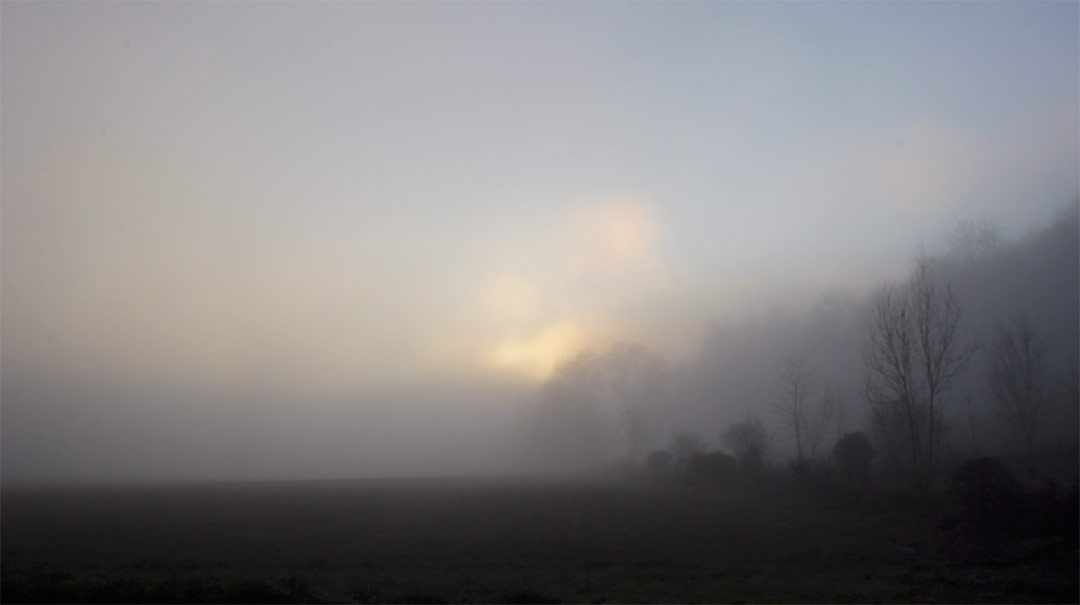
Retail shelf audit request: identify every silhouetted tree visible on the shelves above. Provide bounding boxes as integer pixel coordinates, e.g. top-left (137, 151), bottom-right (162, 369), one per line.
top-left (686, 452), bottom-right (709, 483)
top-left (536, 343), bottom-right (669, 467)
top-left (646, 449), bottom-right (673, 474)
top-left (1053, 373), bottom-right (1079, 451)
top-left (948, 457), bottom-right (1023, 535)
top-left (988, 312), bottom-right (1047, 461)
top-left (721, 418), bottom-right (770, 474)
top-left (705, 450), bottom-right (737, 480)
top-left (958, 392), bottom-right (984, 458)
top-left (768, 349), bottom-right (817, 463)
top-left (670, 431), bottom-right (706, 469)
top-left (602, 342), bottom-right (668, 462)
top-left (537, 351), bottom-right (605, 467)
top-left (832, 432), bottom-right (875, 486)
top-left (686, 450), bottom-right (737, 485)
top-left (865, 252), bottom-right (975, 491)
top-left (769, 349), bottom-right (842, 463)
top-left (806, 386), bottom-right (841, 460)
top-left (945, 218), bottom-right (1003, 267)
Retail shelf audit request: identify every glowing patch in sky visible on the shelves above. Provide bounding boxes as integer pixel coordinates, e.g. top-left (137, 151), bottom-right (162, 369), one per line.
top-left (486, 320), bottom-right (585, 381)
top-left (569, 196), bottom-right (660, 271)
top-left (469, 195), bottom-right (672, 382)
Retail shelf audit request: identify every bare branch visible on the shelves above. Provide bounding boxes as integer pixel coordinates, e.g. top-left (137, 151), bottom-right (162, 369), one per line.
top-left (864, 253), bottom-right (974, 491)
top-left (988, 312), bottom-right (1047, 460)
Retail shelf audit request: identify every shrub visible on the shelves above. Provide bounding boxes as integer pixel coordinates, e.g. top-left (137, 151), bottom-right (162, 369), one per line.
top-left (948, 457), bottom-right (1024, 536)
top-left (1030, 477), bottom-right (1080, 542)
top-left (790, 457), bottom-right (834, 491)
top-left (721, 419), bottom-right (770, 475)
top-left (645, 449), bottom-right (673, 474)
top-left (670, 432), bottom-right (707, 468)
top-left (686, 450), bottom-right (736, 486)
top-left (832, 432), bottom-right (874, 486)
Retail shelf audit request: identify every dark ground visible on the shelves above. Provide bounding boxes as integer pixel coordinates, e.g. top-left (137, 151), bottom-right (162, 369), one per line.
top-left (2, 475), bottom-right (1077, 603)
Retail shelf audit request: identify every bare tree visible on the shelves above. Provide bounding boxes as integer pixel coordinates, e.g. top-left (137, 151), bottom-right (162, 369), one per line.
top-left (988, 312), bottom-right (1047, 461)
top-left (669, 431), bottom-right (707, 468)
top-left (721, 418), bottom-right (770, 473)
top-left (536, 350), bottom-right (605, 467)
top-left (832, 432), bottom-right (875, 486)
top-left (804, 386), bottom-right (841, 461)
top-left (945, 217), bottom-right (1003, 266)
top-left (768, 349), bottom-right (817, 463)
top-left (601, 342), bottom-right (668, 462)
top-left (958, 391), bottom-right (984, 459)
top-left (1053, 374), bottom-right (1079, 450)
top-left (536, 342), bottom-right (668, 466)
top-left (865, 253), bottom-right (975, 491)
top-left (769, 349), bottom-right (840, 462)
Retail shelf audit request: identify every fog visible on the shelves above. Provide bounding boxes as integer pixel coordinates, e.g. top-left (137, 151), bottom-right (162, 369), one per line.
top-left (2, 2), bottom-right (1077, 485)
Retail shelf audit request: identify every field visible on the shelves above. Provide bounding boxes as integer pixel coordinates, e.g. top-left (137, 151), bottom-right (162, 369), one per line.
top-left (2, 475), bottom-right (1077, 603)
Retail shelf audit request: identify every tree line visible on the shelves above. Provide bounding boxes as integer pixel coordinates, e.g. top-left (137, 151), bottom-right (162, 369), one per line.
top-left (527, 202), bottom-right (1079, 493)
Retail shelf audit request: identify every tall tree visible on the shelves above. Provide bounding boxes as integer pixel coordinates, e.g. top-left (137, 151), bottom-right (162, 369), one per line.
top-left (804, 386), bottom-right (841, 461)
top-left (669, 431), bottom-right (707, 468)
top-left (721, 417), bottom-right (770, 474)
top-left (768, 349), bottom-right (818, 463)
top-left (988, 312), bottom-right (1047, 461)
top-left (602, 342), bottom-right (668, 462)
top-left (536, 351), bottom-right (605, 468)
top-left (865, 252), bottom-right (975, 491)
top-left (769, 349), bottom-right (840, 462)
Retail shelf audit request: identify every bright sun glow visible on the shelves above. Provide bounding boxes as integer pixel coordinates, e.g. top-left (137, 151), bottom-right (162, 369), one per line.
top-left (486, 320), bottom-right (585, 381)
top-left (473, 196), bottom-right (666, 382)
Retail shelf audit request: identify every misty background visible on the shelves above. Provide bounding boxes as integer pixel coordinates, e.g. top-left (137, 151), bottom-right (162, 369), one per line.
top-left (2, 2), bottom-right (1077, 484)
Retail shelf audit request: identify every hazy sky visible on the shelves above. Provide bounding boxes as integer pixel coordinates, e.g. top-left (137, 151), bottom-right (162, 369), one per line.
top-left (3, 2), bottom-right (1077, 481)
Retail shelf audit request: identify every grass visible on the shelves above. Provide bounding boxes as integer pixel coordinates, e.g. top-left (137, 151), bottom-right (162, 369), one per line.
top-left (2, 475), bottom-right (1076, 603)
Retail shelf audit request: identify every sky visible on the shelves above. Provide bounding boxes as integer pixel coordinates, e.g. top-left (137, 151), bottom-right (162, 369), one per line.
top-left (2, 2), bottom-right (1078, 482)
